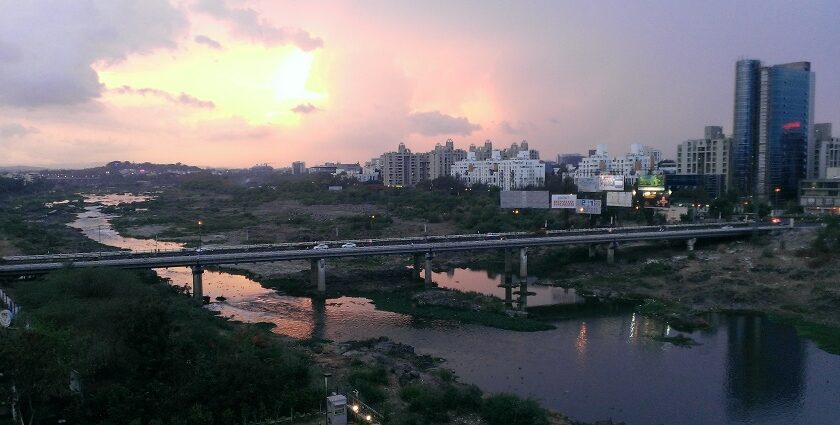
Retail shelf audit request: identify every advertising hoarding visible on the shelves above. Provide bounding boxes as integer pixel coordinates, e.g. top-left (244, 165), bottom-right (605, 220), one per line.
top-left (637, 175), bottom-right (665, 191)
top-left (606, 191), bottom-right (633, 207)
top-left (598, 175), bottom-right (625, 191)
top-left (500, 191), bottom-right (550, 209)
top-left (576, 199), bottom-right (602, 214)
top-left (576, 177), bottom-right (599, 192)
top-left (551, 194), bottom-right (577, 209)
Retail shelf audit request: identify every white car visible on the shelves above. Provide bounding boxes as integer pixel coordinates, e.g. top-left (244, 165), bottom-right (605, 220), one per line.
top-left (341, 242), bottom-right (357, 248)
top-left (313, 244), bottom-right (330, 250)
top-left (721, 225), bottom-right (734, 229)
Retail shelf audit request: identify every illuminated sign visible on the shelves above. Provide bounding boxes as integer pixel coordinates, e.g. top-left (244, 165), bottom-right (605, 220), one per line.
top-left (782, 121), bottom-right (801, 131)
top-left (637, 175), bottom-right (665, 191)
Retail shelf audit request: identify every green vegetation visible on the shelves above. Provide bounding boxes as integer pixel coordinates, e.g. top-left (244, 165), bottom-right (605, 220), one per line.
top-left (365, 290), bottom-right (555, 332)
top-left (398, 380), bottom-right (550, 425)
top-left (348, 360), bottom-right (389, 405)
top-left (0, 268), bottom-right (319, 424)
top-left (814, 216), bottom-right (840, 252)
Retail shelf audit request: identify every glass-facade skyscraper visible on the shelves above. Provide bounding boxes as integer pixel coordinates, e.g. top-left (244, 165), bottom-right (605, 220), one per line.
top-left (731, 59), bottom-right (761, 196)
top-left (731, 60), bottom-right (814, 202)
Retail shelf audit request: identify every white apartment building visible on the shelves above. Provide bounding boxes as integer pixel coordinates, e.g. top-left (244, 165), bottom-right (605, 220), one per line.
top-left (676, 138), bottom-right (731, 175)
top-left (574, 144), bottom-right (661, 177)
top-left (451, 150), bottom-right (545, 190)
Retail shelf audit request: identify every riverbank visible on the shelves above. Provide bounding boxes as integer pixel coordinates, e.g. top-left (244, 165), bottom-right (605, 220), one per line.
top-left (215, 227), bottom-right (840, 354)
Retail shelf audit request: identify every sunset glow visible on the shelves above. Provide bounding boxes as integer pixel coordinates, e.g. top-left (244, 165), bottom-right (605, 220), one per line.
top-left (1, 0), bottom-right (839, 168)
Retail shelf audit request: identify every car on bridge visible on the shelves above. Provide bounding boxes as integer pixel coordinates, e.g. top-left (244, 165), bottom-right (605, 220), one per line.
top-left (341, 242), bottom-right (357, 248)
top-left (313, 244), bottom-right (330, 250)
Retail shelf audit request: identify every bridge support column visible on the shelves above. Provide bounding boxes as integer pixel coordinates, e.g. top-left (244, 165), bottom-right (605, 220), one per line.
top-left (424, 252), bottom-right (434, 288)
top-left (191, 265), bottom-right (204, 299)
top-left (607, 242), bottom-right (616, 264)
top-left (588, 244), bottom-right (596, 259)
top-left (311, 258), bottom-right (326, 293)
top-left (504, 248), bottom-right (512, 274)
top-left (687, 238), bottom-right (697, 251)
top-left (413, 254), bottom-right (422, 279)
top-left (519, 247), bottom-right (528, 278)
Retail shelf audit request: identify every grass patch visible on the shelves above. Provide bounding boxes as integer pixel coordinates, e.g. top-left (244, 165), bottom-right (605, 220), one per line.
top-left (651, 334), bottom-right (701, 347)
top-left (769, 315), bottom-right (840, 355)
top-left (365, 291), bottom-right (555, 332)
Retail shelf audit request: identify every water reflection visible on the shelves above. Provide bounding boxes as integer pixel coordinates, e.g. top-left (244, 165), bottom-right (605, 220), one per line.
top-left (64, 193), bottom-right (840, 425)
top-left (725, 315), bottom-right (807, 422)
top-left (431, 268), bottom-right (584, 307)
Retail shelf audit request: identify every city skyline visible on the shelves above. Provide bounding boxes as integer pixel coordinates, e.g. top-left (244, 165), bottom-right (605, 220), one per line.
top-left (1, 0), bottom-right (840, 168)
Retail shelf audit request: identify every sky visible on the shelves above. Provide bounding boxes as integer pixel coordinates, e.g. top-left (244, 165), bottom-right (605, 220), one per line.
top-left (1, 0), bottom-right (839, 169)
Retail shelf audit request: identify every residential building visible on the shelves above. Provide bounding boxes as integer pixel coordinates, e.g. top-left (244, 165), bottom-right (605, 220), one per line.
top-left (676, 126), bottom-right (731, 177)
top-left (451, 150), bottom-right (545, 190)
top-left (428, 139), bottom-right (467, 179)
top-left (656, 159), bottom-right (677, 175)
top-left (814, 123), bottom-right (840, 179)
top-left (381, 143), bottom-right (429, 187)
top-left (731, 59), bottom-right (815, 201)
top-left (574, 144), bottom-right (661, 178)
top-left (291, 161), bottom-right (306, 175)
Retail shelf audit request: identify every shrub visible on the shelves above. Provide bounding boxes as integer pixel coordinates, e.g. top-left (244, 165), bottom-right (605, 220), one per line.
top-left (481, 393), bottom-right (550, 425)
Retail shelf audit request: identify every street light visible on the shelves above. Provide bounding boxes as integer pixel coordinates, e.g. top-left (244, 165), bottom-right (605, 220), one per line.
top-left (197, 220), bottom-right (203, 252)
top-left (323, 372), bottom-right (332, 425)
top-left (774, 187), bottom-right (781, 209)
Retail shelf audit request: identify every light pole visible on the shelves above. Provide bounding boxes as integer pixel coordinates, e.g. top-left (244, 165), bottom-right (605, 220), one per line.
top-left (323, 372), bottom-right (332, 425)
top-left (774, 187), bottom-right (781, 211)
top-left (197, 220), bottom-right (203, 252)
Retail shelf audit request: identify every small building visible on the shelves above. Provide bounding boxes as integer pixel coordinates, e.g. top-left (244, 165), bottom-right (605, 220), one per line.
top-left (799, 179), bottom-right (840, 215)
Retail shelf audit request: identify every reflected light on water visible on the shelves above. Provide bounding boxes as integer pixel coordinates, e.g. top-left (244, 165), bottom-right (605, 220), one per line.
top-left (576, 322), bottom-right (588, 359)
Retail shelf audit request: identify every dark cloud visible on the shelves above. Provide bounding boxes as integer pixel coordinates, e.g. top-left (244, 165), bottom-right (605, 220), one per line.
top-left (0, 0), bottom-right (187, 107)
top-left (113, 85), bottom-right (215, 109)
top-left (0, 123), bottom-right (39, 138)
top-left (291, 103), bottom-right (319, 114)
top-left (407, 111), bottom-right (480, 136)
top-left (194, 34), bottom-right (223, 50)
top-left (194, 0), bottom-right (322, 51)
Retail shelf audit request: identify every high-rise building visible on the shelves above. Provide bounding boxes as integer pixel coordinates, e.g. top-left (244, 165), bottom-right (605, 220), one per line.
top-left (813, 123), bottom-right (840, 179)
top-left (291, 161), bottom-right (306, 175)
top-left (731, 59), bottom-right (761, 195)
top-left (731, 59), bottom-right (815, 202)
top-left (676, 126), bottom-right (731, 176)
top-left (381, 143), bottom-right (429, 187)
top-left (428, 139), bottom-right (467, 180)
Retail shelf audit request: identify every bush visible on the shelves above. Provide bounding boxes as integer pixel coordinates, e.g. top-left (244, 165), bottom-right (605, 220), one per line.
top-left (481, 393), bottom-right (550, 425)
top-left (814, 217), bottom-right (840, 252)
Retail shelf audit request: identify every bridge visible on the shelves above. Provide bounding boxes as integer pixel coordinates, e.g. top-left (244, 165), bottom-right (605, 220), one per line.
top-left (1, 221), bottom-right (796, 299)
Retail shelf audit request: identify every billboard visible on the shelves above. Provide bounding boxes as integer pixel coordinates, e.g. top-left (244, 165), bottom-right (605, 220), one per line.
top-left (599, 175), bottom-right (625, 191)
top-left (638, 175), bottom-right (665, 191)
top-left (576, 199), bottom-right (602, 214)
top-left (500, 190), bottom-right (550, 209)
top-left (551, 194), bottom-right (577, 209)
top-left (577, 177), bottom-right (599, 192)
top-left (606, 191), bottom-right (633, 207)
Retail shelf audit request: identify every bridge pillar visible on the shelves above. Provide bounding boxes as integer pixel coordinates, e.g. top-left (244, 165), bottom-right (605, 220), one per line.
top-left (424, 252), bottom-right (434, 288)
top-left (606, 242), bottom-right (616, 264)
top-left (687, 238), bottom-right (697, 251)
top-left (191, 265), bottom-right (204, 299)
top-left (504, 248), bottom-right (512, 274)
top-left (311, 258), bottom-right (326, 293)
top-left (588, 244), bottom-right (596, 259)
top-left (519, 247), bottom-right (528, 278)
top-left (413, 254), bottom-right (422, 279)
top-left (518, 276), bottom-right (528, 311)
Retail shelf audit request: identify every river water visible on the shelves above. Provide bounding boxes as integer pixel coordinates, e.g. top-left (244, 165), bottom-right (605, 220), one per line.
top-left (68, 194), bottom-right (840, 425)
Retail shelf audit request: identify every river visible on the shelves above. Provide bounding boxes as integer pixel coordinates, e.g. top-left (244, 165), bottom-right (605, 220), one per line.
top-left (68, 194), bottom-right (840, 425)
